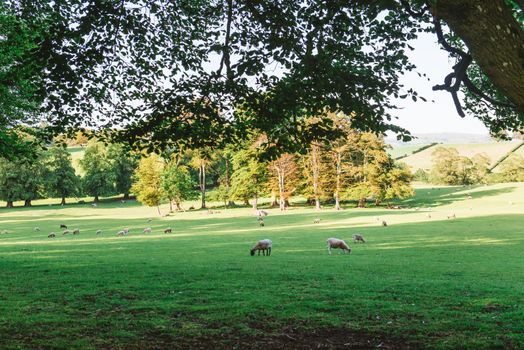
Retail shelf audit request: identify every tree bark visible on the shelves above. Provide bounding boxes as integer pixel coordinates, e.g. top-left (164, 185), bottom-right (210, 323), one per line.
top-left (311, 145), bottom-right (321, 210)
top-left (252, 193), bottom-right (258, 210)
top-left (123, 193), bottom-right (130, 200)
top-left (94, 195), bottom-right (99, 202)
top-left (430, 0), bottom-right (524, 112)
top-left (169, 199), bottom-right (173, 212)
top-left (6, 201), bottom-right (13, 208)
top-left (24, 199), bottom-right (32, 207)
top-left (157, 206), bottom-right (161, 216)
top-left (61, 196), bottom-right (66, 205)
top-left (243, 197), bottom-right (250, 206)
top-left (200, 164), bottom-right (206, 209)
top-left (335, 152), bottom-right (342, 210)
top-left (270, 191), bottom-right (277, 207)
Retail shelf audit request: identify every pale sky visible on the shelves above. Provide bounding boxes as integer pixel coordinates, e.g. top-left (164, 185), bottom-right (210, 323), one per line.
top-left (390, 32), bottom-right (489, 135)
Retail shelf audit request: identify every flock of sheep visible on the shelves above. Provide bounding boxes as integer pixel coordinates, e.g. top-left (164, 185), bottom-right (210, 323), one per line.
top-left (1, 205), bottom-right (464, 257)
top-left (29, 220), bottom-right (175, 239)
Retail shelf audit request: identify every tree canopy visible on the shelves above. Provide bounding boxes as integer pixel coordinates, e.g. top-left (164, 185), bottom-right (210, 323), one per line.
top-left (0, 0), bottom-right (522, 159)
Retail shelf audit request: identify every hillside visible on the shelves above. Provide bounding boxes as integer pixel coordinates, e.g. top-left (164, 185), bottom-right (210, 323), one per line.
top-left (393, 141), bottom-right (521, 171)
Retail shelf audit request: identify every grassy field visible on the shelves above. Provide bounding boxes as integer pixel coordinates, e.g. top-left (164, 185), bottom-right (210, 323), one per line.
top-left (0, 183), bottom-right (523, 349)
top-left (386, 144), bottom-right (430, 159)
top-left (398, 142), bottom-right (520, 171)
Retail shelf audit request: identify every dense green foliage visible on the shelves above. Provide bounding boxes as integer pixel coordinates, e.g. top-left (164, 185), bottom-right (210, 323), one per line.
top-left (43, 147), bottom-right (80, 204)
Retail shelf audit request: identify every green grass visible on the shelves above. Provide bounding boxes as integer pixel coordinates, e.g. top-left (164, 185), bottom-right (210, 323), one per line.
top-left (387, 144), bottom-right (430, 159)
top-left (0, 183), bottom-right (523, 349)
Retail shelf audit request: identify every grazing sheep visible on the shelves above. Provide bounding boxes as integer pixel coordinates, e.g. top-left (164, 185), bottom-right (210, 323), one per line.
top-left (189, 206), bottom-right (195, 210)
top-left (250, 239), bottom-right (272, 256)
top-left (382, 221), bottom-right (388, 227)
top-left (447, 213), bottom-right (456, 219)
top-left (352, 234), bottom-right (365, 243)
top-left (96, 230), bottom-right (102, 235)
top-left (116, 230), bottom-right (126, 236)
top-left (60, 224), bottom-right (67, 229)
top-left (48, 233), bottom-right (56, 238)
top-left (314, 218), bottom-right (321, 224)
top-left (92, 203), bottom-right (97, 207)
top-left (63, 230), bottom-right (71, 235)
top-left (509, 201), bottom-right (514, 205)
top-left (123, 228), bottom-right (130, 234)
top-left (255, 210), bottom-right (268, 217)
top-left (143, 227), bottom-right (152, 234)
top-left (73, 228), bottom-right (80, 235)
top-left (426, 213), bottom-right (432, 219)
top-left (259, 220), bottom-right (265, 227)
top-left (34, 227), bottom-right (40, 232)
top-left (164, 228), bottom-right (172, 234)
top-left (121, 200), bottom-right (126, 203)
top-left (326, 238), bottom-right (351, 255)
top-left (147, 218), bottom-right (153, 223)
top-left (0, 230), bottom-right (8, 234)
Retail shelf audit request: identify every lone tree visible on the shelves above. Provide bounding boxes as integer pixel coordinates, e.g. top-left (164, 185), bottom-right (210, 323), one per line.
top-left (108, 143), bottom-right (138, 200)
top-left (1, 1), bottom-right (521, 159)
top-left (44, 146), bottom-right (80, 205)
top-left (131, 155), bottom-right (165, 215)
top-left (79, 143), bottom-right (114, 202)
top-left (161, 162), bottom-right (197, 211)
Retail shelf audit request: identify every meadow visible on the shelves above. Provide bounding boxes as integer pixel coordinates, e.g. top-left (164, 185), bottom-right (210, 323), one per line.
top-left (0, 183), bottom-right (523, 349)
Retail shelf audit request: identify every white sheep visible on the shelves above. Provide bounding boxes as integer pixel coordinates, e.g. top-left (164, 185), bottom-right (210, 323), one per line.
top-left (62, 229), bottom-right (71, 235)
top-left (314, 218), bottom-right (321, 224)
top-left (143, 227), bottom-right (152, 234)
top-left (352, 234), bottom-right (365, 243)
top-left (34, 227), bottom-right (40, 232)
top-left (326, 238), bottom-right (351, 255)
top-left (250, 239), bottom-right (272, 256)
top-left (447, 213), bottom-right (456, 219)
top-left (426, 213), bottom-right (432, 219)
top-left (96, 230), bottom-right (102, 235)
top-left (73, 228), bottom-right (80, 235)
top-left (255, 210), bottom-right (268, 217)
top-left (382, 221), bottom-right (388, 227)
top-left (0, 230), bottom-right (8, 234)
top-left (116, 230), bottom-right (126, 236)
top-left (123, 228), bottom-right (130, 234)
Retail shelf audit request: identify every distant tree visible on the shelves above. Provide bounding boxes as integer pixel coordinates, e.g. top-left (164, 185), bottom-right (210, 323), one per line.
top-left (108, 143), bottom-right (138, 200)
top-left (230, 143), bottom-right (269, 210)
top-left (269, 154), bottom-right (299, 210)
top-left (413, 168), bottom-right (429, 182)
top-left (300, 143), bottom-right (332, 210)
top-left (79, 143), bottom-right (114, 202)
top-left (0, 154), bottom-right (45, 207)
top-left (131, 155), bottom-right (164, 215)
top-left (161, 162), bottom-right (197, 211)
top-left (189, 148), bottom-right (214, 209)
top-left (0, 159), bottom-right (21, 207)
top-left (430, 147), bottom-right (490, 185)
top-left (499, 154), bottom-right (524, 182)
top-left (44, 147), bottom-right (80, 205)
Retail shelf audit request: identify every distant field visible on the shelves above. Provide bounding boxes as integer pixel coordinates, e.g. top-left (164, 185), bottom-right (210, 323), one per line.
top-left (398, 142), bottom-right (520, 171)
top-left (0, 183), bottom-right (523, 349)
top-left (387, 144), bottom-right (430, 159)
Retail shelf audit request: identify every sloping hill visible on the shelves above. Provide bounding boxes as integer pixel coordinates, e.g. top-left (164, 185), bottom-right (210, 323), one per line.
top-left (397, 141), bottom-right (520, 171)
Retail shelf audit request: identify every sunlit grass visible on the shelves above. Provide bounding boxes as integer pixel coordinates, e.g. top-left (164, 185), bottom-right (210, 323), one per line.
top-left (0, 183), bottom-right (523, 349)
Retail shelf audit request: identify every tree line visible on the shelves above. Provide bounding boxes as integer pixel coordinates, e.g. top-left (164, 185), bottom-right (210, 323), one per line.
top-left (0, 121), bottom-right (415, 210)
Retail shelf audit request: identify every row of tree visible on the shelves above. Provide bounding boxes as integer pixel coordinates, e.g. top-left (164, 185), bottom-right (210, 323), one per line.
top-left (0, 144), bottom-right (136, 207)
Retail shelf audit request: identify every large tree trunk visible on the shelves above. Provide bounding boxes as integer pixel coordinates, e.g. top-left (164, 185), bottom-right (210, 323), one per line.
top-left (6, 201), bottom-right (13, 208)
top-left (200, 164), bottom-right (206, 209)
top-left (270, 191), bottom-right (277, 207)
top-left (311, 145), bottom-right (321, 210)
top-left (224, 157), bottom-right (235, 206)
top-left (277, 167), bottom-right (286, 211)
top-left (252, 193), bottom-right (258, 210)
top-left (61, 196), bottom-right (66, 205)
top-left (123, 193), bottom-right (130, 200)
top-left (24, 199), bottom-right (32, 207)
top-left (169, 199), bottom-right (173, 212)
top-left (430, 0), bottom-right (524, 112)
top-left (335, 153), bottom-right (342, 210)
top-left (357, 198), bottom-right (366, 208)
top-left (243, 197), bottom-right (250, 206)
top-left (94, 195), bottom-right (99, 202)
